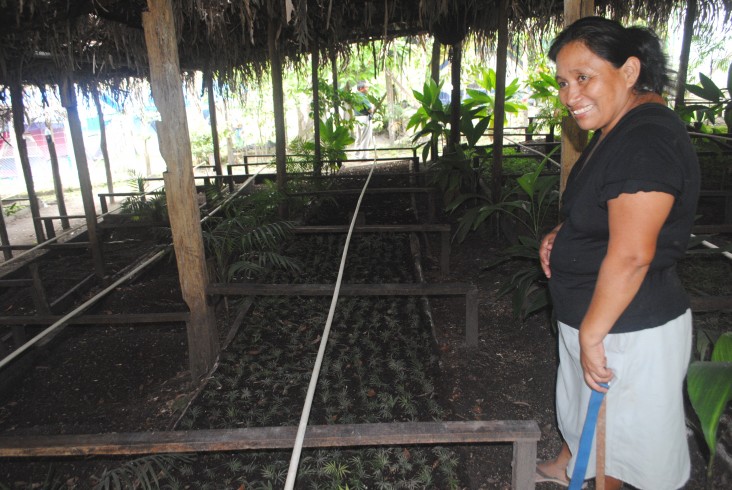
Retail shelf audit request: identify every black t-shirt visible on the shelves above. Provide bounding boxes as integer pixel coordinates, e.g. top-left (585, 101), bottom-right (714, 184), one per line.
top-left (548, 104), bottom-right (700, 333)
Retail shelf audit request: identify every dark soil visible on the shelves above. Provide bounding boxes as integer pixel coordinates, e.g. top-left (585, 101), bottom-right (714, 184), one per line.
top-left (0, 161), bottom-right (729, 489)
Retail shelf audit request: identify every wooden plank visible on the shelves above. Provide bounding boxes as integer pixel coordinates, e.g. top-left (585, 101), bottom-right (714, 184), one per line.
top-left (512, 440), bottom-right (538, 490)
top-left (0, 312), bottom-right (189, 326)
top-left (0, 420), bottom-right (540, 457)
top-left (292, 224), bottom-right (449, 233)
top-left (208, 282), bottom-right (474, 296)
top-left (691, 296), bottom-right (732, 312)
top-left (288, 187), bottom-right (435, 196)
top-left (693, 224), bottom-right (732, 234)
top-left (0, 279), bottom-right (33, 288)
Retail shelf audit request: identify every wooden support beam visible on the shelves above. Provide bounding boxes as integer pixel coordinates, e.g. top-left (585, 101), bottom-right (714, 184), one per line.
top-left (268, 17), bottom-right (288, 218)
top-left (204, 70), bottom-right (223, 178)
top-left (0, 312), bottom-right (189, 326)
top-left (559, 0), bottom-right (593, 194)
top-left (45, 133), bottom-right (70, 229)
top-left (311, 43), bottom-right (322, 176)
top-left (143, 0), bottom-right (219, 382)
top-left (209, 282), bottom-right (480, 347)
top-left (92, 86), bottom-right (114, 202)
top-left (0, 420), bottom-right (540, 490)
top-left (9, 83), bottom-right (45, 244)
top-left (674, 0), bottom-right (697, 110)
top-left (448, 41), bottom-right (462, 150)
top-left (0, 204), bottom-right (11, 260)
top-left (492, 0), bottom-right (509, 204)
top-left (59, 78), bottom-right (105, 278)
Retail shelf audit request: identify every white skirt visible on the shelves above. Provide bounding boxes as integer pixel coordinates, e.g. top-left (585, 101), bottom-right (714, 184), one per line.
top-left (557, 310), bottom-right (692, 490)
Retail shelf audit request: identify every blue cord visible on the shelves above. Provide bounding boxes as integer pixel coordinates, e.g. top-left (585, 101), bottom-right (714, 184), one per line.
top-left (569, 382), bottom-right (609, 490)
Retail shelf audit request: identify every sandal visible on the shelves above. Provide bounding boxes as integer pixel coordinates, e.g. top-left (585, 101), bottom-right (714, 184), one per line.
top-left (535, 462), bottom-right (570, 487)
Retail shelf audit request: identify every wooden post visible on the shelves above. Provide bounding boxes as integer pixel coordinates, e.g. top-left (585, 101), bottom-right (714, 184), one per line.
top-left (560, 0), bottom-right (593, 194)
top-left (46, 133), bottom-right (69, 229)
top-left (0, 202), bottom-right (11, 260)
top-left (331, 52), bottom-right (340, 124)
top-left (59, 78), bottom-right (106, 278)
top-left (311, 44), bottom-right (322, 176)
top-left (143, 0), bottom-right (219, 382)
top-left (205, 70), bottom-right (223, 178)
top-left (269, 17), bottom-right (288, 218)
top-left (9, 82), bottom-right (45, 243)
top-left (492, 0), bottom-right (509, 205)
top-left (674, 0), bottom-right (697, 110)
top-left (448, 42), bottom-right (462, 150)
top-left (92, 86), bottom-right (114, 202)
top-left (429, 39), bottom-right (441, 161)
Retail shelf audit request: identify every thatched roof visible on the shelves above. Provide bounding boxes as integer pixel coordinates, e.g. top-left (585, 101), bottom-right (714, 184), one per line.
top-left (0, 0), bottom-right (730, 93)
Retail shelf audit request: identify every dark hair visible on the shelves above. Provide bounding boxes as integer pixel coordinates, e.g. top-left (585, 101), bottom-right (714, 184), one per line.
top-left (548, 16), bottom-right (670, 95)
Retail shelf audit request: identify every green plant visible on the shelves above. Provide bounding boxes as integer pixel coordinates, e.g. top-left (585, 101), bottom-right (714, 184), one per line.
top-left (2, 202), bottom-right (23, 217)
top-left (680, 63), bottom-right (732, 131)
top-left (448, 152), bottom-right (559, 318)
top-left (190, 131), bottom-right (214, 166)
top-left (525, 64), bottom-right (566, 132)
top-left (407, 78), bottom-right (450, 162)
top-left (203, 195), bottom-right (302, 282)
top-left (463, 66), bottom-right (527, 124)
top-left (320, 115), bottom-right (355, 168)
top-left (119, 173), bottom-right (168, 223)
top-left (93, 454), bottom-right (193, 490)
top-left (687, 331), bottom-right (732, 485)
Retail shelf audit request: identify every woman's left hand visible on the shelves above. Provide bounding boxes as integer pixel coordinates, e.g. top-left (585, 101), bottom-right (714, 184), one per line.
top-left (579, 336), bottom-right (613, 392)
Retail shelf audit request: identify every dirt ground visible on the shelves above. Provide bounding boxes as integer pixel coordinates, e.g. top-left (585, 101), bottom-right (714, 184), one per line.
top-left (0, 163), bottom-right (729, 489)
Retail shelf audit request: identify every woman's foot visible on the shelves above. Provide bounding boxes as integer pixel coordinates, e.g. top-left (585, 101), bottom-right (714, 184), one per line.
top-left (536, 459), bottom-right (570, 487)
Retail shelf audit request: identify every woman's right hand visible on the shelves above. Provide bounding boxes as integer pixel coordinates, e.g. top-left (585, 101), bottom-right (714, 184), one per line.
top-left (539, 223), bottom-right (563, 279)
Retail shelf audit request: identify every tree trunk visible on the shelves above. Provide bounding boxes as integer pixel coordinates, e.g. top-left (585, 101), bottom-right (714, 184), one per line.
top-left (142, 0), bottom-right (219, 382)
top-left (331, 52), bottom-right (340, 124)
top-left (45, 133), bottom-right (69, 229)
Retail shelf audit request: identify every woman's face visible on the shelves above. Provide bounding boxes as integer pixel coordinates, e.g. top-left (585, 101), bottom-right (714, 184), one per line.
top-left (555, 41), bottom-right (638, 135)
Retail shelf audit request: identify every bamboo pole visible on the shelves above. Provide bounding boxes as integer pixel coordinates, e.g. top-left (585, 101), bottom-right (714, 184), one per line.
top-left (59, 78), bottom-right (105, 278)
top-left (142, 0), bottom-right (219, 382)
top-left (9, 82), bottom-right (45, 243)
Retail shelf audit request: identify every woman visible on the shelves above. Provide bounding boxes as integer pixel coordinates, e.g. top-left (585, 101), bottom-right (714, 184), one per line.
top-left (537, 17), bottom-right (700, 489)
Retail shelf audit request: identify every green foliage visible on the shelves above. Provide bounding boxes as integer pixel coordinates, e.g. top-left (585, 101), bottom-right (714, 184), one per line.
top-left (463, 66), bottom-right (527, 122)
top-left (407, 78), bottom-right (450, 162)
top-left (2, 201), bottom-right (23, 217)
top-left (320, 116), bottom-right (355, 166)
top-left (680, 63), bottom-right (732, 131)
top-left (525, 65), bottom-right (566, 132)
top-left (92, 454), bottom-right (193, 490)
top-left (203, 193), bottom-right (301, 282)
top-left (190, 131), bottom-right (214, 166)
top-left (687, 332), bottom-right (732, 482)
top-left (119, 173), bottom-right (168, 223)
top-left (447, 151), bottom-right (559, 319)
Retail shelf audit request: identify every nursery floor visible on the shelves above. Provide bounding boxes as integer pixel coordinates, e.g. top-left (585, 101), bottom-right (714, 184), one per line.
top-left (0, 161), bottom-right (728, 489)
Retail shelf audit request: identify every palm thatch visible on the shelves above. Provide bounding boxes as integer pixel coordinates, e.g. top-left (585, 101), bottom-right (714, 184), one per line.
top-left (0, 0), bottom-right (729, 95)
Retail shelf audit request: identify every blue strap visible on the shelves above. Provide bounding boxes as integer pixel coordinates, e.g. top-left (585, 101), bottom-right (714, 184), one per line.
top-left (569, 383), bottom-right (609, 490)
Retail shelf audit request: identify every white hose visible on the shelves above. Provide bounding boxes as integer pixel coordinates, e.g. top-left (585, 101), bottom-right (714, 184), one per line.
top-left (284, 148), bottom-right (378, 489)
